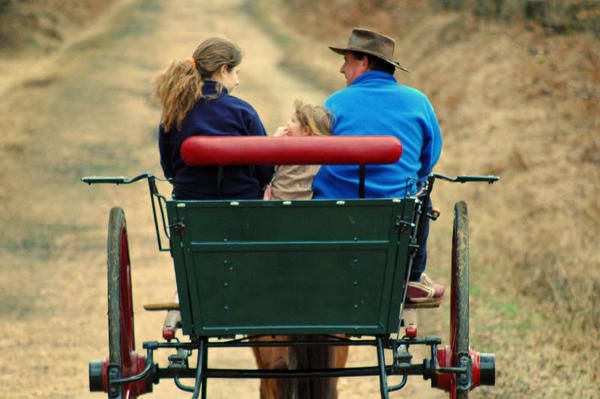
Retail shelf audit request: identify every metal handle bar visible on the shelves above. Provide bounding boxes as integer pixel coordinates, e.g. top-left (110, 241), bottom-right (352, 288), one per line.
top-left (81, 173), bottom-right (155, 185)
top-left (432, 174), bottom-right (500, 184)
top-left (406, 172), bottom-right (501, 288)
top-left (80, 172), bottom-right (171, 252)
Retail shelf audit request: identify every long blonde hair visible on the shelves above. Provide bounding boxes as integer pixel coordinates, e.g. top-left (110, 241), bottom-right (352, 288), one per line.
top-left (155, 37), bottom-right (242, 132)
top-left (293, 100), bottom-right (332, 136)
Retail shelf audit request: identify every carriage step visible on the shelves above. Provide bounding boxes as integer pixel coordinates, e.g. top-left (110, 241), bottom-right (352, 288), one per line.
top-left (143, 302), bottom-right (180, 311)
top-left (405, 300), bottom-right (441, 309)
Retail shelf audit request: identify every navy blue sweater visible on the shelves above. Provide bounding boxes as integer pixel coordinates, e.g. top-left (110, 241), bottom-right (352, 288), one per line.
top-left (158, 81), bottom-right (274, 199)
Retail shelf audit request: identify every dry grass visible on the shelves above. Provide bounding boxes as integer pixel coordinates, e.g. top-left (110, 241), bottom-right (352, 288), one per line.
top-left (0, 0), bottom-right (116, 53)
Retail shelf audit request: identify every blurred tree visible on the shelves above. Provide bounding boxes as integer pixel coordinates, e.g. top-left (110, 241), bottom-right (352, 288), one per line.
top-left (443, 0), bottom-right (462, 10)
top-left (473, 0), bottom-right (504, 17)
top-left (525, 0), bottom-right (546, 21)
top-left (0, 0), bottom-right (12, 14)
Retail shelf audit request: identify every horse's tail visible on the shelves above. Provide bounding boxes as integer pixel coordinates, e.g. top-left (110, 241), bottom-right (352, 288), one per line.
top-left (286, 335), bottom-right (341, 399)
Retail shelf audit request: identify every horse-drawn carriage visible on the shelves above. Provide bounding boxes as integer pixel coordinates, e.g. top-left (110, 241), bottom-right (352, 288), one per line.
top-left (84, 136), bottom-right (497, 398)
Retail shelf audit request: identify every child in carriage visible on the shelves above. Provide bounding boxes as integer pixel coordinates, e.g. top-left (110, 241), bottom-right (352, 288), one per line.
top-left (263, 100), bottom-right (332, 200)
top-left (256, 100), bottom-right (350, 399)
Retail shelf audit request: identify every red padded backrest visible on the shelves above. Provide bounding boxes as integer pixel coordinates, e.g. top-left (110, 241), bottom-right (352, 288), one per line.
top-left (181, 136), bottom-right (402, 166)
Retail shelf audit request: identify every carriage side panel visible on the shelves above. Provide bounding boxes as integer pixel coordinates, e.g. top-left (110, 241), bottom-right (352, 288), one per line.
top-left (386, 201), bottom-right (417, 330)
top-left (166, 201), bottom-right (197, 336)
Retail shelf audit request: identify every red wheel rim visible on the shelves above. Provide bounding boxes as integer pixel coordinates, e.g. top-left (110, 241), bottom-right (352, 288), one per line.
top-left (119, 226), bottom-right (136, 398)
top-left (120, 227), bottom-right (135, 368)
top-left (105, 209), bottom-right (149, 398)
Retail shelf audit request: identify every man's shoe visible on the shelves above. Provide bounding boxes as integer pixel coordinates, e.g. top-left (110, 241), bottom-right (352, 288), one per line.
top-left (407, 273), bottom-right (445, 306)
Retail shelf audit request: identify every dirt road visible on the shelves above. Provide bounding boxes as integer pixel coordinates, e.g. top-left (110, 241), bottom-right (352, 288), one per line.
top-left (0, 0), bottom-right (447, 397)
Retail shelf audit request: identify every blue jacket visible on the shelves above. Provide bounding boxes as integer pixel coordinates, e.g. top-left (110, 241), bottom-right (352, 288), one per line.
top-left (313, 71), bottom-right (442, 198)
top-left (158, 81), bottom-right (274, 199)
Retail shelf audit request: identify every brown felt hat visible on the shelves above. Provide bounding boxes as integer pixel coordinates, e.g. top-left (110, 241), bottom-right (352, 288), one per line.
top-left (329, 28), bottom-right (408, 72)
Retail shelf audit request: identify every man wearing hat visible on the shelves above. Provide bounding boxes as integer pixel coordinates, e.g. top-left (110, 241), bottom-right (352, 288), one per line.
top-left (312, 28), bottom-right (444, 305)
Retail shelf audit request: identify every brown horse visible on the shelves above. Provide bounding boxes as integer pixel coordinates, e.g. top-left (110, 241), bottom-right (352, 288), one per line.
top-left (252, 335), bottom-right (349, 399)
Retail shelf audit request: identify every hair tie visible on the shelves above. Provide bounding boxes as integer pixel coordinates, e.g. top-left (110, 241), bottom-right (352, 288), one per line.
top-left (186, 58), bottom-right (196, 68)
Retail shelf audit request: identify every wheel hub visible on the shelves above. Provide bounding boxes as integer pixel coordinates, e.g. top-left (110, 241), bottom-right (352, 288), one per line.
top-left (433, 346), bottom-right (495, 393)
top-left (89, 353), bottom-right (151, 397)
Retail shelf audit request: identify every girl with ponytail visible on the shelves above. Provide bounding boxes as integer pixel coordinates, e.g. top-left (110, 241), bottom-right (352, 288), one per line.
top-left (156, 37), bottom-right (273, 199)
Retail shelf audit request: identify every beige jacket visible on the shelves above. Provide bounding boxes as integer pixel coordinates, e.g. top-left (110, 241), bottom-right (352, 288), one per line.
top-left (270, 164), bottom-right (321, 200)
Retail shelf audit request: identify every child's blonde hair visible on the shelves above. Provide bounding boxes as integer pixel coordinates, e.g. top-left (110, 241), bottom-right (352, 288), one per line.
top-left (293, 100), bottom-right (332, 136)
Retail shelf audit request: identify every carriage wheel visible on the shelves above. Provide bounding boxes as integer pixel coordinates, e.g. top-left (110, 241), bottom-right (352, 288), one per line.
top-left (107, 207), bottom-right (137, 398)
top-left (435, 202), bottom-right (495, 396)
top-left (450, 201), bottom-right (470, 399)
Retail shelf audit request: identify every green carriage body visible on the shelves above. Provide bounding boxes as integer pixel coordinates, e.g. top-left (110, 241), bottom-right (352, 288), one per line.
top-left (166, 198), bottom-right (417, 338)
top-left (84, 170), bottom-right (499, 398)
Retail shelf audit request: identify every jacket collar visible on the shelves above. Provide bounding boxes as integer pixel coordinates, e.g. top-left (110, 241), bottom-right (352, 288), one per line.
top-left (202, 80), bottom-right (228, 97)
top-left (352, 70), bottom-right (397, 86)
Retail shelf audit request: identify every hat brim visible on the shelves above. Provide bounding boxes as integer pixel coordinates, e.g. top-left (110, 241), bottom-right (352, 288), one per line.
top-left (329, 46), bottom-right (409, 72)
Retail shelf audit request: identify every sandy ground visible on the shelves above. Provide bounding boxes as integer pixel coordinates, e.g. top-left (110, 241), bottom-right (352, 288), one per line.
top-left (0, 0), bottom-right (450, 398)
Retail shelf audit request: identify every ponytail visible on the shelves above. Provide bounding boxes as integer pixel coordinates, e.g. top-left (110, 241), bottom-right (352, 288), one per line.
top-left (155, 60), bottom-right (202, 132)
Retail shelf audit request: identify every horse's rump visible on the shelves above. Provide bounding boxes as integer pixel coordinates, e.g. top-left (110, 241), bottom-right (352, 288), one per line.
top-left (252, 335), bottom-right (349, 399)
